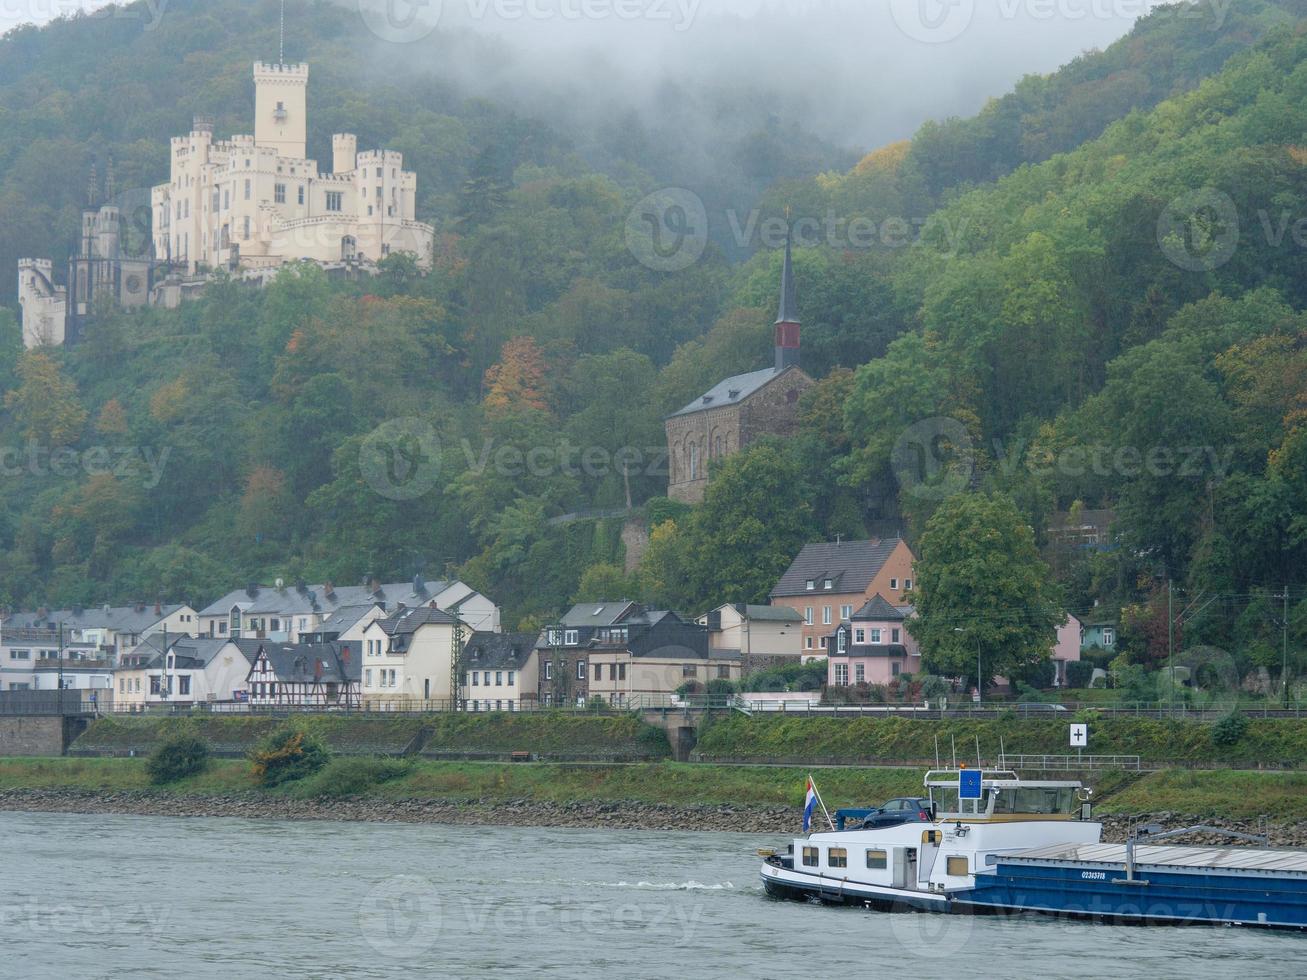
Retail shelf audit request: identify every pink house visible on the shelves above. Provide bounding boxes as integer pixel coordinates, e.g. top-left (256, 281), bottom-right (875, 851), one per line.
top-left (825, 594), bottom-right (920, 687)
top-left (1052, 613), bottom-right (1082, 687)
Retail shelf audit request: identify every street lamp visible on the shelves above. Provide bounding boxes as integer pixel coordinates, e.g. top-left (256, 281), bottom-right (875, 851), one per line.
top-left (954, 627), bottom-right (982, 704)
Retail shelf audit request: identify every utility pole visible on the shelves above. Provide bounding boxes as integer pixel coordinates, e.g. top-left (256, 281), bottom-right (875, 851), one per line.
top-left (1283, 586), bottom-right (1291, 705)
top-left (57, 621), bottom-right (65, 715)
top-left (1167, 578), bottom-right (1174, 710)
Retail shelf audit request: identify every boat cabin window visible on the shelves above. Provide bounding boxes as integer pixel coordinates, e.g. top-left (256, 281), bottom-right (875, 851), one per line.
top-left (946, 856), bottom-right (969, 877)
top-left (828, 848), bottom-right (848, 869)
top-left (991, 786), bottom-right (1076, 816)
top-left (865, 849), bottom-right (888, 870)
top-left (802, 847), bottom-right (819, 868)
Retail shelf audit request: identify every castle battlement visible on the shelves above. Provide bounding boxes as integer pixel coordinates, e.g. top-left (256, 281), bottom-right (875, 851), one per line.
top-left (253, 61), bottom-right (309, 79)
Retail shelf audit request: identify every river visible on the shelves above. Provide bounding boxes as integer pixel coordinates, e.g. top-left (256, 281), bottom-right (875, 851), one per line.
top-left (3, 810), bottom-right (1305, 978)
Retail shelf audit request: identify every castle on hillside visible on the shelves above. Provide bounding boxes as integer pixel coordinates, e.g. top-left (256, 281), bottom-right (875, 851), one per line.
top-left (18, 60), bottom-right (435, 349)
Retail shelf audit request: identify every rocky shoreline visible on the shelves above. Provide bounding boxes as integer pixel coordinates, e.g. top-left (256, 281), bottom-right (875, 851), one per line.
top-left (1, 788), bottom-right (1305, 844)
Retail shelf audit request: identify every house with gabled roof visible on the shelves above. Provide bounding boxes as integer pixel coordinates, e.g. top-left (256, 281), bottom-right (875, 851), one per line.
top-left (117, 635), bottom-right (262, 707)
top-left (769, 537), bottom-right (917, 655)
top-left (197, 576), bottom-right (499, 642)
top-left (536, 602), bottom-right (741, 707)
top-left (664, 232), bottom-right (814, 503)
top-left (246, 640), bottom-right (360, 709)
top-left (824, 594), bottom-right (921, 688)
top-left (698, 603), bottom-right (803, 672)
top-left (359, 604), bottom-right (467, 708)
top-left (459, 632), bottom-right (538, 711)
top-left (4, 602), bottom-right (198, 657)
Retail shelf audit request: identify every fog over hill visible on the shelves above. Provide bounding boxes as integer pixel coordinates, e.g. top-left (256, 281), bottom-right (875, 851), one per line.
top-left (354, 0), bottom-right (1145, 149)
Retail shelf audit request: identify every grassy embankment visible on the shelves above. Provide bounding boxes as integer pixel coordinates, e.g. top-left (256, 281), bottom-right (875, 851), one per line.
top-left (72, 713), bottom-right (670, 761)
top-left (3, 757), bottom-right (1307, 820)
top-left (692, 714), bottom-right (1307, 768)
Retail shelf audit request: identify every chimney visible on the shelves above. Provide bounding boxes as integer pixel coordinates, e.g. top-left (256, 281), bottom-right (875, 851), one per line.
top-left (323, 581), bottom-right (335, 598)
top-left (774, 225), bottom-right (800, 372)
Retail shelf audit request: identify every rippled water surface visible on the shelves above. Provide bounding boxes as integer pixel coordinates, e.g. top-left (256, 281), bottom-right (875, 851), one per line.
top-left (4, 810), bottom-right (1306, 978)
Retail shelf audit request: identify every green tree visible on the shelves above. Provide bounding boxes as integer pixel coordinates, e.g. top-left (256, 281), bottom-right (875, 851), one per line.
top-left (909, 492), bottom-right (1061, 693)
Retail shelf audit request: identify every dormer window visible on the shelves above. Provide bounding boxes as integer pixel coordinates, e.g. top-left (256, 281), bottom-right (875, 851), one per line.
top-left (823, 579), bottom-right (833, 590)
top-left (564, 630), bottom-right (579, 646)
top-left (805, 580), bottom-right (815, 591)
top-left (837, 630), bottom-right (846, 654)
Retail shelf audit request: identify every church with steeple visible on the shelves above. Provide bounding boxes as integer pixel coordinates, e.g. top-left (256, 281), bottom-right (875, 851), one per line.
top-left (664, 232), bottom-right (815, 503)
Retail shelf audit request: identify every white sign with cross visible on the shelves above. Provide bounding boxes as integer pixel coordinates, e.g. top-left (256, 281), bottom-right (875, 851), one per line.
top-left (1070, 724), bottom-right (1088, 748)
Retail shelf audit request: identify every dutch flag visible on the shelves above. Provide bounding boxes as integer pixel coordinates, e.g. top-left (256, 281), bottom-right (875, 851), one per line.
top-left (802, 777), bottom-right (819, 832)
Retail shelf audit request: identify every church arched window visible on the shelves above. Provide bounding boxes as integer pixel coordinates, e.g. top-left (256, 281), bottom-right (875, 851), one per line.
top-left (689, 442), bottom-right (698, 481)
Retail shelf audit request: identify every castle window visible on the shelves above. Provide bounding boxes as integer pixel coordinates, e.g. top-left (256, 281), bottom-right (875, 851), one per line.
top-left (274, 183), bottom-right (286, 204)
top-left (688, 443), bottom-right (698, 481)
top-left (298, 186), bottom-right (304, 205)
top-left (244, 179), bottom-right (251, 200)
top-left (243, 217), bottom-right (250, 240)
top-left (326, 192), bottom-right (343, 212)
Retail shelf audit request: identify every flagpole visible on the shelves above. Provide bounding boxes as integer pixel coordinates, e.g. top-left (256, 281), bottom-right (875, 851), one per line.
top-left (809, 772), bottom-right (836, 831)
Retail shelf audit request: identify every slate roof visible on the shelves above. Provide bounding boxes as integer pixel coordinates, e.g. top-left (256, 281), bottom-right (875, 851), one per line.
top-left (253, 641), bottom-right (360, 683)
top-left (372, 605), bottom-right (461, 636)
top-left (733, 604), bottom-right (803, 623)
top-left (851, 594), bottom-right (906, 622)
top-left (668, 366), bottom-right (784, 419)
top-left (460, 632), bottom-right (536, 672)
top-left (199, 579), bottom-right (457, 618)
top-left (319, 603), bottom-right (381, 635)
top-left (5, 604), bottom-right (189, 634)
top-left (770, 538), bottom-right (906, 598)
top-left (557, 601), bottom-right (639, 628)
top-left (128, 635), bottom-right (262, 671)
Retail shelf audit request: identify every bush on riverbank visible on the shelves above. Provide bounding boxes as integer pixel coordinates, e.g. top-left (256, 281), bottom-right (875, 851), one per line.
top-left (293, 756), bottom-right (411, 798)
top-left (146, 734), bottom-right (210, 785)
top-left (249, 727), bottom-right (331, 787)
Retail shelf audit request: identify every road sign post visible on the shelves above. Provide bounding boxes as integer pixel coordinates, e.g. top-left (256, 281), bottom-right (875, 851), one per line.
top-left (1071, 723), bottom-right (1088, 765)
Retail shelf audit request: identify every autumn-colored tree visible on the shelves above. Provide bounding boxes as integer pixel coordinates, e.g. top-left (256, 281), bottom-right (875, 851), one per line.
top-left (482, 336), bottom-right (552, 417)
top-left (4, 351), bottom-right (87, 446)
top-left (853, 139), bottom-right (911, 176)
top-left (149, 378), bottom-right (190, 424)
top-left (95, 399), bottom-right (129, 436)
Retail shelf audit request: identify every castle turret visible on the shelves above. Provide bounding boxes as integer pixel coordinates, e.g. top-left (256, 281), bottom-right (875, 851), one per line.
top-left (774, 228), bottom-right (800, 372)
top-left (253, 61), bottom-right (308, 159)
top-left (332, 133), bottom-right (357, 174)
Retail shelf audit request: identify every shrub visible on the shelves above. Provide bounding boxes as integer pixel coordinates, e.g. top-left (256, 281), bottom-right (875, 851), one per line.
top-left (248, 726), bottom-right (331, 787)
top-left (1211, 711), bottom-right (1250, 747)
top-left (705, 678), bottom-right (736, 698)
top-left (297, 756), bottom-right (410, 798)
top-left (1066, 661), bottom-right (1096, 689)
top-left (146, 734), bottom-right (210, 785)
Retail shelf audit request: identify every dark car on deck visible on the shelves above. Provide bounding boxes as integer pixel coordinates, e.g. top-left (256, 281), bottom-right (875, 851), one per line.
top-left (859, 797), bottom-right (934, 828)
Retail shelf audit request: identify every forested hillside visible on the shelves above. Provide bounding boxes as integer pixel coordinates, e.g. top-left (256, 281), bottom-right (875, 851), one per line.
top-left (0, 0), bottom-right (1304, 672)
